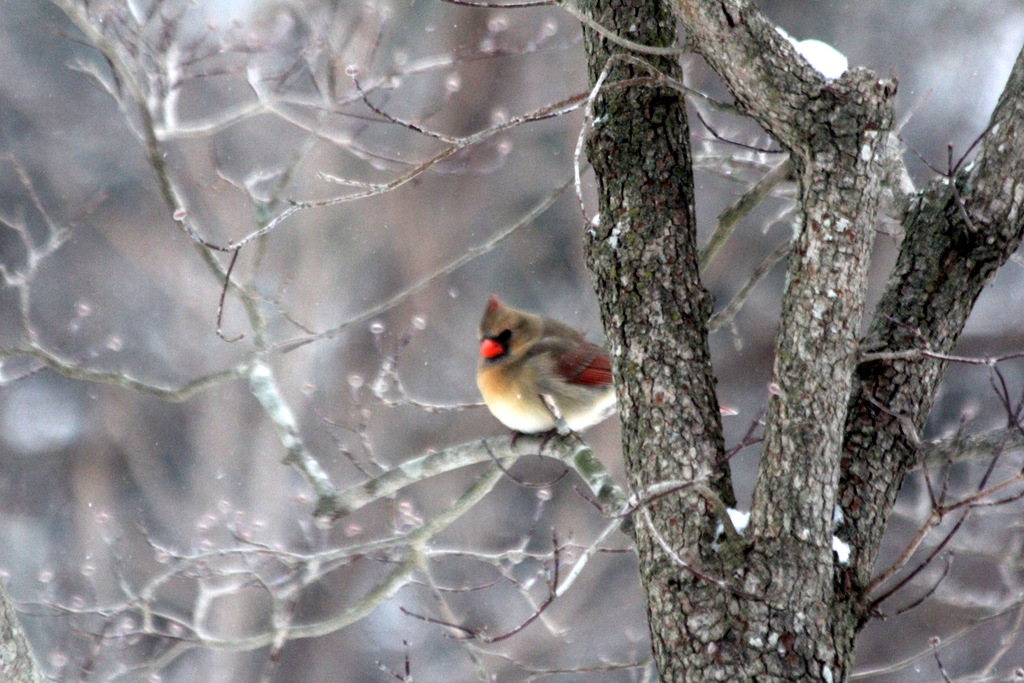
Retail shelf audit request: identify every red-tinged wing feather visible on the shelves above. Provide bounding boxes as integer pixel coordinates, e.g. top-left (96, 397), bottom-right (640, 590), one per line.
top-left (555, 342), bottom-right (613, 386)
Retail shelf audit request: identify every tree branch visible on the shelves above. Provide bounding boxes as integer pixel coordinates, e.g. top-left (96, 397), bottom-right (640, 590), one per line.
top-left (839, 41), bottom-right (1024, 600)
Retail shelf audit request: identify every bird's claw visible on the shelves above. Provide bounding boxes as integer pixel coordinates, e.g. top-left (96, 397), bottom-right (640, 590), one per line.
top-left (509, 428), bottom-right (564, 454)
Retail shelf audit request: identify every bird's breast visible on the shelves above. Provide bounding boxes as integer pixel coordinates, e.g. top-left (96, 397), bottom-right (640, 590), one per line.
top-left (477, 363), bottom-right (557, 433)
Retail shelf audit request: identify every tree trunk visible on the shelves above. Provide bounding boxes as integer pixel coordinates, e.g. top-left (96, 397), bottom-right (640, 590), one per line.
top-left (578, 0), bottom-right (734, 679)
top-left (839, 42), bottom-right (1024, 603)
top-left (581, 0), bottom-right (1024, 681)
top-left (0, 583), bottom-right (42, 683)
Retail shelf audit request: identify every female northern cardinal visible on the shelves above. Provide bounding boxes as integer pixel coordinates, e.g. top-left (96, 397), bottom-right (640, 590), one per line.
top-left (476, 295), bottom-right (616, 434)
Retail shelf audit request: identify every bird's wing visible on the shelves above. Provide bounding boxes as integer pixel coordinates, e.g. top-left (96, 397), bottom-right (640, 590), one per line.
top-left (551, 341), bottom-right (613, 387)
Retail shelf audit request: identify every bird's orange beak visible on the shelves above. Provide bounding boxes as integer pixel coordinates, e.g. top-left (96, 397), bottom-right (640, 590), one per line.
top-left (480, 338), bottom-right (505, 359)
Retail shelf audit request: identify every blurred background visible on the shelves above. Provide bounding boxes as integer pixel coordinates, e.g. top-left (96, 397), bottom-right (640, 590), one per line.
top-left (1, 0), bottom-right (1023, 680)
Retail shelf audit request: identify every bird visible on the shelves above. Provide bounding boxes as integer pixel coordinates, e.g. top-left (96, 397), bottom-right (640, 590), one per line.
top-left (476, 295), bottom-right (616, 434)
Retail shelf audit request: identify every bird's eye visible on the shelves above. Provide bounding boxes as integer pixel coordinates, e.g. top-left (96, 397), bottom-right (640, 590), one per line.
top-left (496, 329), bottom-right (512, 344)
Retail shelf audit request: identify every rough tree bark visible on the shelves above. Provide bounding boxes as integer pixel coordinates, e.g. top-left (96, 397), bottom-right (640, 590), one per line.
top-left (578, 1), bottom-right (735, 678)
top-left (840, 44), bottom-right (1024, 602)
top-left (0, 583), bottom-right (42, 683)
top-left (581, 0), bottom-right (1024, 681)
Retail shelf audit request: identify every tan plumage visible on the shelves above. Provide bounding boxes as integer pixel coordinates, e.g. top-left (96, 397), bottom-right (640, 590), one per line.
top-left (476, 296), bottom-right (616, 433)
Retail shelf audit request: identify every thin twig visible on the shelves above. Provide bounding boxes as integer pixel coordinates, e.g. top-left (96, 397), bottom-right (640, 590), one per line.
top-left (699, 157), bottom-right (794, 271)
top-left (275, 178), bottom-right (575, 354)
top-left (707, 240), bottom-right (791, 333)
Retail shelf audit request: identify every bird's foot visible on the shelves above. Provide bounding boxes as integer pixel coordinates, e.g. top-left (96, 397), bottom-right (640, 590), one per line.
top-left (509, 428), bottom-right (563, 454)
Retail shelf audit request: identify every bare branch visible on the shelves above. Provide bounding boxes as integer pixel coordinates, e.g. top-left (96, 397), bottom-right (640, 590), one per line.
top-left (1, 344), bottom-right (250, 402)
top-left (275, 178), bottom-right (574, 354)
top-left (699, 157), bottom-right (793, 271)
top-left (707, 239), bottom-right (790, 334)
